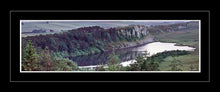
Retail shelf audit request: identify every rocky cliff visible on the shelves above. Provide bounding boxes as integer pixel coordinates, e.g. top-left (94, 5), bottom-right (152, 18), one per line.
top-left (117, 25), bottom-right (148, 38)
top-left (22, 21), bottom-right (198, 57)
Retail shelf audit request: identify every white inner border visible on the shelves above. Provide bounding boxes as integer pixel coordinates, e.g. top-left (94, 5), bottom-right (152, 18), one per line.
top-left (20, 20), bottom-right (201, 73)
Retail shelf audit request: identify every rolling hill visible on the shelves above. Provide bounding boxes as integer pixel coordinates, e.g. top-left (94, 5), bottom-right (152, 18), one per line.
top-left (21, 20), bottom-right (189, 33)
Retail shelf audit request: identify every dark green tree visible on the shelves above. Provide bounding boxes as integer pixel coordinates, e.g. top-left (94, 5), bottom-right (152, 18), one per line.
top-left (106, 48), bottom-right (120, 65)
top-left (105, 48), bottom-right (123, 71)
top-left (129, 55), bottom-right (143, 71)
top-left (129, 51), bottom-right (159, 71)
top-left (53, 58), bottom-right (78, 71)
top-left (142, 57), bottom-right (159, 71)
top-left (22, 40), bottom-right (39, 71)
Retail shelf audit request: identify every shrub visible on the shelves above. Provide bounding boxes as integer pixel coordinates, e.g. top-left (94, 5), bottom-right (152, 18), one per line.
top-left (127, 51), bottom-right (159, 71)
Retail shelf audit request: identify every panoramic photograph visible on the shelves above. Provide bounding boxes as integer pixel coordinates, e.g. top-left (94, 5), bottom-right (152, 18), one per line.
top-left (20, 20), bottom-right (200, 72)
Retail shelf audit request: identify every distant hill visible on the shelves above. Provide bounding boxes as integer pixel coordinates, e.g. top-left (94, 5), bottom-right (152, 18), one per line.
top-left (21, 20), bottom-right (188, 33)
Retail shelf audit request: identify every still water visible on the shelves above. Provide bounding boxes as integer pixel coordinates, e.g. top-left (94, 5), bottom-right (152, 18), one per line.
top-left (70, 42), bottom-right (195, 67)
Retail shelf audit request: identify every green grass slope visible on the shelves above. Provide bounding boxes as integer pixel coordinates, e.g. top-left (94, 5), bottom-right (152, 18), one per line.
top-left (155, 29), bottom-right (200, 71)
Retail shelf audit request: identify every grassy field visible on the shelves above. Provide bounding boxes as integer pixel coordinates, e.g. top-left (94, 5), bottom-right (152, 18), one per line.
top-left (155, 29), bottom-right (200, 71)
top-left (22, 31), bottom-right (62, 37)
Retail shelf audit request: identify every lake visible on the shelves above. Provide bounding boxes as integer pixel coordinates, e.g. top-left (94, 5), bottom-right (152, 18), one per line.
top-left (70, 42), bottom-right (195, 68)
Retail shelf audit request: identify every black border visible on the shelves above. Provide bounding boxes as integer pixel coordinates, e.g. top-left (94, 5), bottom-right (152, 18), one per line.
top-left (10, 10), bottom-right (210, 83)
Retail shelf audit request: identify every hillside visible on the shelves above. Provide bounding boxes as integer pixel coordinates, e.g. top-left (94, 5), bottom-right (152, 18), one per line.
top-left (147, 21), bottom-right (199, 35)
top-left (21, 21), bottom-right (187, 33)
top-left (22, 25), bottom-right (150, 57)
top-left (22, 21), bottom-right (199, 58)
top-left (21, 21), bottom-right (200, 71)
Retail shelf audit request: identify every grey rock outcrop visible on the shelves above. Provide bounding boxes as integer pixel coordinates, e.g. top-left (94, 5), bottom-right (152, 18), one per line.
top-left (118, 25), bottom-right (148, 38)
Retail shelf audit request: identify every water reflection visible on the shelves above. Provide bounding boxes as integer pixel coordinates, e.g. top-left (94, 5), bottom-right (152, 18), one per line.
top-left (69, 49), bottom-right (143, 66)
top-left (69, 42), bottom-right (195, 66)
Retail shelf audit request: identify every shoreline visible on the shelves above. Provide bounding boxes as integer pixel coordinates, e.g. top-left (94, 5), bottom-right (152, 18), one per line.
top-left (106, 35), bottom-right (155, 52)
top-left (78, 41), bottom-right (196, 68)
top-left (156, 40), bottom-right (198, 49)
top-left (74, 35), bottom-right (155, 56)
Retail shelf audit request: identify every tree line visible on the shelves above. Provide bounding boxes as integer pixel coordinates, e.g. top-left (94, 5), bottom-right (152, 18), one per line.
top-left (22, 40), bottom-right (190, 71)
top-left (22, 40), bottom-right (78, 71)
top-left (22, 25), bottom-right (148, 58)
top-left (95, 50), bottom-right (190, 71)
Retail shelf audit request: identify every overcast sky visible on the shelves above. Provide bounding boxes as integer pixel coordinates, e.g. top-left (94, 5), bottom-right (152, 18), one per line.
top-left (21, 20), bottom-right (197, 23)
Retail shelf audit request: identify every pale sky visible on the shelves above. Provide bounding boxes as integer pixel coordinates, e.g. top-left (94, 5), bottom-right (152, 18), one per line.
top-left (21, 20), bottom-right (197, 23)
